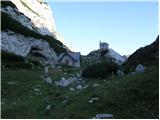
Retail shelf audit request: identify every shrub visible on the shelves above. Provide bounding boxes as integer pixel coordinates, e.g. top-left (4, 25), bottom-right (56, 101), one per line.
top-left (82, 61), bottom-right (118, 78)
top-left (1, 51), bottom-right (31, 69)
top-left (1, 51), bottom-right (25, 62)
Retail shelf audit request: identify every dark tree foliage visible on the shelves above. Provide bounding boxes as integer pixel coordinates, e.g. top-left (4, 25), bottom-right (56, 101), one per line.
top-left (82, 61), bottom-right (118, 78)
top-left (1, 51), bottom-right (32, 69)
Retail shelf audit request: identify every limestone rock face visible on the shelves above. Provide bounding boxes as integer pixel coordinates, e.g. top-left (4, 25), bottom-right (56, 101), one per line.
top-left (1, 0), bottom-right (70, 66)
top-left (10, 0), bottom-right (56, 37)
top-left (1, 31), bottom-right (58, 65)
top-left (8, 0), bottom-right (72, 50)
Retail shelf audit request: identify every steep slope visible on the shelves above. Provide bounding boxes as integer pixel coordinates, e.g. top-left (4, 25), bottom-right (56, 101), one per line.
top-left (123, 36), bottom-right (159, 69)
top-left (1, 1), bottom-right (69, 66)
top-left (9, 0), bottom-right (72, 50)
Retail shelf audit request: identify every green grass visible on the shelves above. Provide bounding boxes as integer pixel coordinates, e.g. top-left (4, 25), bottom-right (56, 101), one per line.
top-left (1, 65), bottom-right (159, 118)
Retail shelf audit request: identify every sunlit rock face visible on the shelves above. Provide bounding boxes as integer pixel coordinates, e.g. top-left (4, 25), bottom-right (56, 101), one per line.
top-left (1, 31), bottom-right (58, 66)
top-left (1, 0), bottom-right (71, 66)
top-left (9, 0), bottom-right (72, 50)
top-left (10, 0), bottom-right (56, 37)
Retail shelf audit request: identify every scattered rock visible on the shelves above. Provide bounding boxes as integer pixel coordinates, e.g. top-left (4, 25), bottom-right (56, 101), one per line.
top-left (33, 88), bottom-right (40, 92)
top-left (92, 83), bottom-right (99, 88)
top-left (70, 87), bottom-right (75, 91)
top-left (88, 97), bottom-right (99, 103)
top-left (83, 84), bottom-right (89, 89)
top-left (44, 66), bottom-right (49, 74)
top-left (135, 64), bottom-right (146, 73)
top-left (45, 104), bottom-right (52, 113)
top-left (76, 73), bottom-right (81, 77)
top-left (7, 81), bottom-right (16, 85)
top-left (76, 85), bottom-right (83, 90)
top-left (59, 78), bottom-right (70, 87)
top-left (45, 77), bottom-right (52, 85)
top-left (93, 114), bottom-right (113, 119)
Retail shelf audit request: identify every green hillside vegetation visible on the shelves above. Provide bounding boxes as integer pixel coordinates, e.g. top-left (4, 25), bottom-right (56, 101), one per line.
top-left (82, 61), bottom-right (118, 78)
top-left (1, 12), bottom-right (66, 54)
top-left (1, 51), bottom-right (43, 69)
top-left (1, 63), bottom-right (158, 118)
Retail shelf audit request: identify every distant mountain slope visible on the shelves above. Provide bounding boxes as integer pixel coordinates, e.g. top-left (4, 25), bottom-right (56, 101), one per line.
top-left (84, 47), bottom-right (126, 65)
top-left (123, 36), bottom-right (159, 68)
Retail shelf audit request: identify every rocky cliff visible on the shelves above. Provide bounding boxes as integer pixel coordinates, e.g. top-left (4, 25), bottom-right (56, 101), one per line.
top-left (1, 0), bottom-right (69, 66)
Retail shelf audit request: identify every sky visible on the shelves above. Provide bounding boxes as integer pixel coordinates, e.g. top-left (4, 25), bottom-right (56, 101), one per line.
top-left (47, 0), bottom-right (158, 55)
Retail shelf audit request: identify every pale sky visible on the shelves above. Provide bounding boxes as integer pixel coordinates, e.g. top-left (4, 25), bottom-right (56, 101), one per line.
top-left (47, 1), bottom-right (158, 55)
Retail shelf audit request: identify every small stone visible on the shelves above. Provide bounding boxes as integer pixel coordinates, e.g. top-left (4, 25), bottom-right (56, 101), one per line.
top-left (76, 85), bottom-right (83, 90)
top-left (45, 104), bottom-right (52, 113)
top-left (33, 88), bottom-right (40, 92)
top-left (76, 73), bottom-right (81, 77)
top-left (8, 81), bottom-right (15, 85)
top-left (44, 66), bottom-right (49, 74)
top-left (88, 97), bottom-right (99, 103)
top-left (83, 85), bottom-right (88, 89)
top-left (94, 114), bottom-right (113, 119)
top-left (92, 83), bottom-right (99, 88)
top-left (135, 64), bottom-right (146, 73)
top-left (70, 87), bottom-right (75, 91)
top-left (88, 100), bottom-right (93, 103)
top-left (59, 78), bottom-right (70, 87)
top-left (45, 77), bottom-right (52, 85)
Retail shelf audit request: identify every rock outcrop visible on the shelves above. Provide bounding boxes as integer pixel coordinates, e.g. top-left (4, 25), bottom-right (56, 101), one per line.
top-left (1, 0), bottom-right (69, 66)
top-left (1, 31), bottom-right (58, 66)
top-left (82, 44), bottom-right (126, 65)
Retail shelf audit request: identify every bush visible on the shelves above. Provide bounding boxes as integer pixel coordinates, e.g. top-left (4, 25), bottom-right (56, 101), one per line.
top-left (82, 61), bottom-right (118, 78)
top-left (1, 51), bottom-right (31, 69)
top-left (1, 51), bottom-right (25, 62)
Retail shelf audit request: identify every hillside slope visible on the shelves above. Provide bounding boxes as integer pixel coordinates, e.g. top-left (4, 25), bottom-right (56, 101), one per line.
top-left (123, 36), bottom-right (159, 70)
top-left (1, 66), bottom-right (158, 118)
